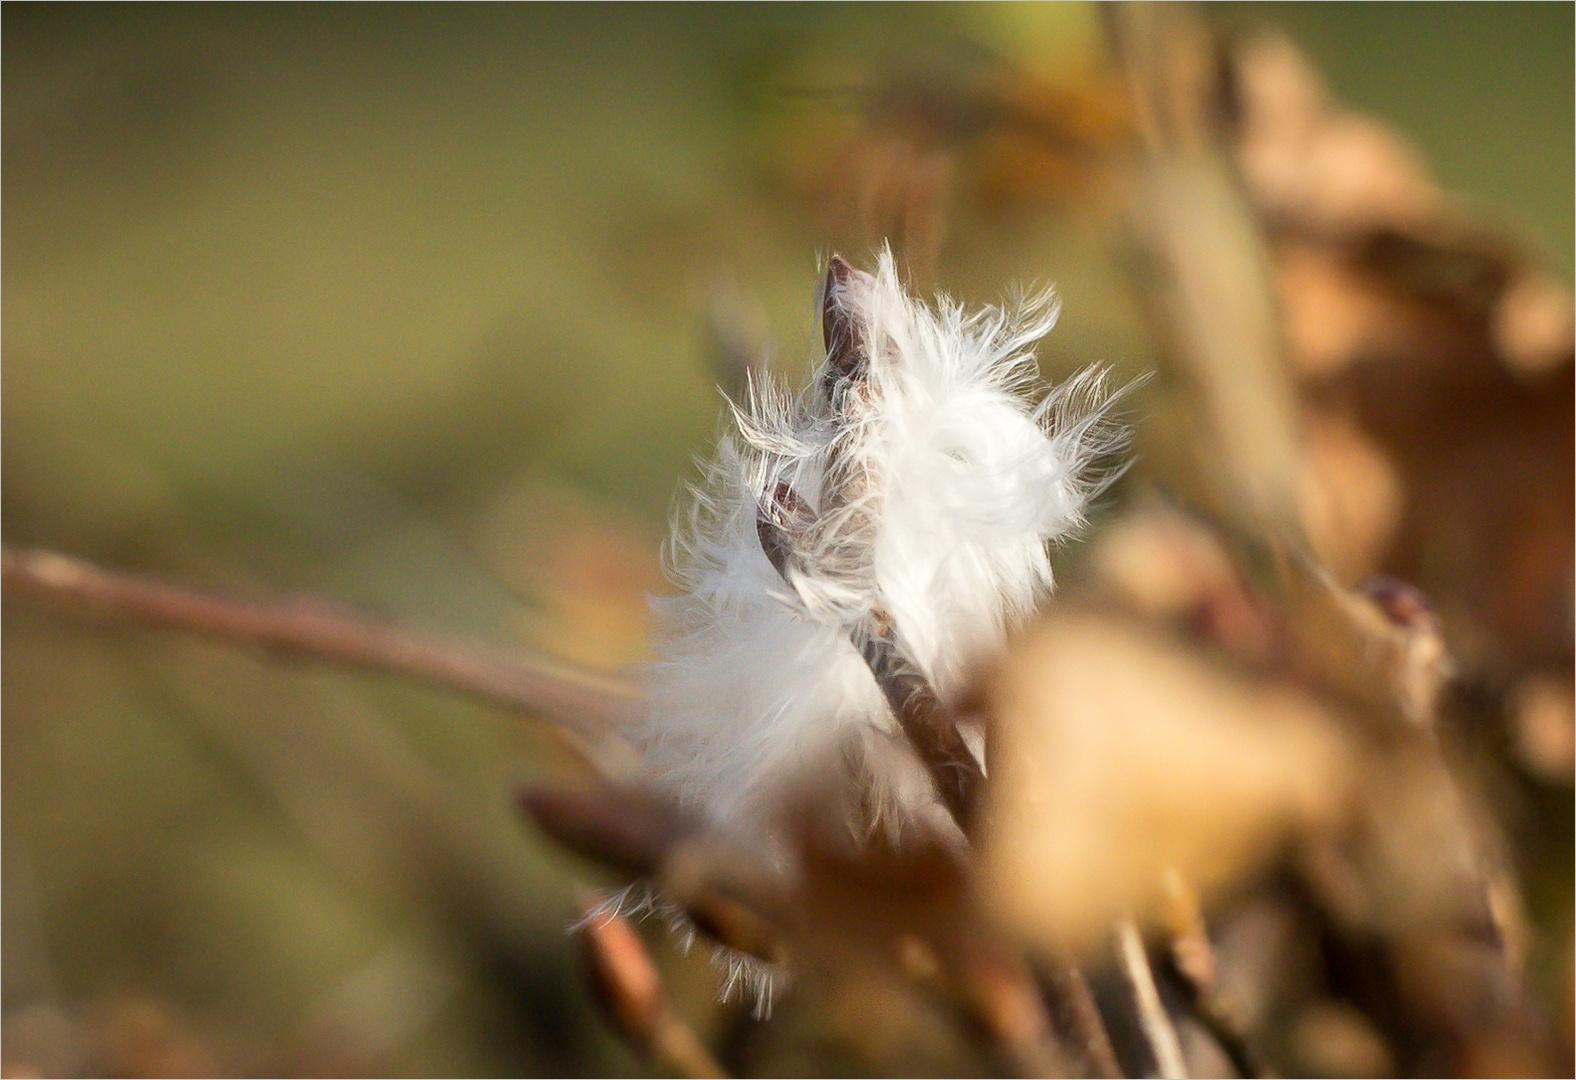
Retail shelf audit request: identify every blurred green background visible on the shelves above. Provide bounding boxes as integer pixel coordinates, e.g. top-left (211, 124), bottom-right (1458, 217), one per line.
top-left (3, 4), bottom-right (1570, 1075)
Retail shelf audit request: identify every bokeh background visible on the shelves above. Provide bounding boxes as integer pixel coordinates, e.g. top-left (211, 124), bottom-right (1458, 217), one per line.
top-left (3, 4), bottom-right (1570, 1076)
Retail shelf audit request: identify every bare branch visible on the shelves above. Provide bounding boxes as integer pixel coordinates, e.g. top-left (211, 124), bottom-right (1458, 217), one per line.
top-left (1, 545), bottom-right (639, 740)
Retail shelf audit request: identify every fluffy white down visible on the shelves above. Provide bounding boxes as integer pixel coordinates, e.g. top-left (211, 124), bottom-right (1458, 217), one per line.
top-left (637, 248), bottom-right (1119, 843)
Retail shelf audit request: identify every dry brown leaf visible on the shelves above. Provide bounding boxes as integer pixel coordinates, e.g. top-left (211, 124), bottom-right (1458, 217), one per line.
top-left (1232, 31), bottom-right (1443, 237)
top-left (981, 609), bottom-right (1357, 951)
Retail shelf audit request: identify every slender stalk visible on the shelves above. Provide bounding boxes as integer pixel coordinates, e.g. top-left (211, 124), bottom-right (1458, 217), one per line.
top-left (960, 948), bottom-right (1069, 1079)
top-left (1, 545), bottom-right (639, 739)
top-left (1042, 958), bottom-right (1124, 1079)
top-left (850, 610), bottom-right (985, 834)
top-left (578, 895), bottom-right (729, 1079)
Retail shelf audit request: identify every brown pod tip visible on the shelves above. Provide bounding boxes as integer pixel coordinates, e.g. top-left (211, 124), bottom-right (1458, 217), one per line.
top-left (822, 253), bottom-right (865, 386)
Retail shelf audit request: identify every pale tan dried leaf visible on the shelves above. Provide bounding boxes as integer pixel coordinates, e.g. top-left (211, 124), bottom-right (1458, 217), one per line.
top-left (981, 610), bottom-right (1357, 950)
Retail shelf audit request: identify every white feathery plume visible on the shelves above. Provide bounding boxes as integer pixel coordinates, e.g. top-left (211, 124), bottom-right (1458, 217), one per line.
top-left (636, 246), bottom-right (1127, 847)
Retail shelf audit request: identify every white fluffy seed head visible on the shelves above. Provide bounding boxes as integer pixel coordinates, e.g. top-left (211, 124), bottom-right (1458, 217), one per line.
top-left (636, 247), bottom-right (1126, 842)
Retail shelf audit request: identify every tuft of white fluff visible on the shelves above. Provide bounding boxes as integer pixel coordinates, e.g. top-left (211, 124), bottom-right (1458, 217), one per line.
top-left (636, 247), bottom-right (1124, 845)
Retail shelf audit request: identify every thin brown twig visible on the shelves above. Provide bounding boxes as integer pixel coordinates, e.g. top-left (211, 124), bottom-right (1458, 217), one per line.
top-left (1041, 958), bottom-right (1124, 1079)
top-left (751, 256), bottom-right (987, 838)
top-left (577, 894), bottom-right (729, 1079)
top-left (1, 545), bottom-right (640, 741)
top-left (1103, 5), bottom-right (1448, 736)
top-left (0, 544), bottom-right (747, 1061)
top-left (959, 948), bottom-right (1070, 1079)
top-left (0, 543), bottom-right (798, 966)
top-left (756, 488), bottom-right (985, 836)
top-left (851, 610), bottom-right (986, 835)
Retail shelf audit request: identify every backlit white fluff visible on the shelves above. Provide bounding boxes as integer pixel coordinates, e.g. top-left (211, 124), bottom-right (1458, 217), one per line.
top-left (638, 248), bottom-right (1121, 844)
